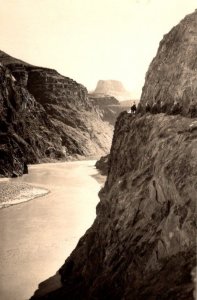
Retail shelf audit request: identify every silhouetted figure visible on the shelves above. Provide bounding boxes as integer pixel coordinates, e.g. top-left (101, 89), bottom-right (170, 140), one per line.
top-left (145, 101), bottom-right (151, 113)
top-left (189, 100), bottom-right (197, 118)
top-left (131, 101), bottom-right (137, 114)
top-left (171, 100), bottom-right (182, 115)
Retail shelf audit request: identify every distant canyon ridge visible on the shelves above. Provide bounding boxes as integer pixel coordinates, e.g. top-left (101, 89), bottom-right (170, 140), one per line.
top-left (0, 51), bottom-right (132, 177)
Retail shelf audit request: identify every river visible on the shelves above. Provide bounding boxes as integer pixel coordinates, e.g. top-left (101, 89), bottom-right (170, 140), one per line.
top-left (0, 160), bottom-right (103, 300)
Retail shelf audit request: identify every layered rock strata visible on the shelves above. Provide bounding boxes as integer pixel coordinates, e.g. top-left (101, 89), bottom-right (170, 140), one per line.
top-left (0, 51), bottom-right (113, 177)
top-left (89, 94), bottom-right (130, 125)
top-left (31, 10), bottom-right (197, 300)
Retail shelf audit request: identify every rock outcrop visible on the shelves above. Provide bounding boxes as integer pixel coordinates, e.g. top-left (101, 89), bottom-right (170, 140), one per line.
top-left (89, 94), bottom-right (120, 106)
top-left (95, 154), bottom-right (109, 175)
top-left (31, 11), bottom-right (197, 300)
top-left (94, 80), bottom-right (132, 101)
top-left (89, 93), bottom-right (130, 125)
top-left (0, 51), bottom-right (113, 177)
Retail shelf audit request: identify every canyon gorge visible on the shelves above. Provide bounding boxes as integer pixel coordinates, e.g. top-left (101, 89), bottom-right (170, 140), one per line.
top-left (31, 10), bottom-right (197, 300)
top-left (0, 51), bottom-right (115, 177)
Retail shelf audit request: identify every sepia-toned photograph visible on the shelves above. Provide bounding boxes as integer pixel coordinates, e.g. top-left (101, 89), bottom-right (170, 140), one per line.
top-left (0, 0), bottom-right (196, 299)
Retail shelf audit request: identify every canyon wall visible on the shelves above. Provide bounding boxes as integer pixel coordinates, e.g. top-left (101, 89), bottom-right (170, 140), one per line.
top-left (31, 10), bottom-right (197, 300)
top-left (140, 10), bottom-right (197, 115)
top-left (89, 93), bottom-right (130, 125)
top-left (32, 112), bottom-right (197, 300)
top-left (0, 51), bottom-right (113, 177)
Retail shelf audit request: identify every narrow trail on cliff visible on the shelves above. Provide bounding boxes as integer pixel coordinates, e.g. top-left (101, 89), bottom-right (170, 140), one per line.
top-left (0, 160), bottom-right (102, 300)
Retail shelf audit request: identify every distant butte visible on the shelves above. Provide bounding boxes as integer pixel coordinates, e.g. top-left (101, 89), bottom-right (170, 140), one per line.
top-left (93, 80), bottom-right (132, 101)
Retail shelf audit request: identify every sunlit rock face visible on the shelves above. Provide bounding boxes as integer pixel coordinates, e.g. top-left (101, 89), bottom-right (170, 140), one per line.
top-left (0, 51), bottom-right (113, 177)
top-left (140, 10), bottom-right (197, 115)
top-left (31, 10), bottom-right (197, 300)
top-left (94, 80), bottom-right (132, 101)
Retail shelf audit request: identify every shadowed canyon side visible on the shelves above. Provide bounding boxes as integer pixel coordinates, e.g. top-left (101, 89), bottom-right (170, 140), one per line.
top-left (31, 10), bottom-right (197, 300)
top-left (0, 51), bottom-right (113, 177)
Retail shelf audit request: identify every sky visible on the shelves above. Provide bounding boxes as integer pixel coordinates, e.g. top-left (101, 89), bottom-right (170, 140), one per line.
top-left (0, 0), bottom-right (196, 98)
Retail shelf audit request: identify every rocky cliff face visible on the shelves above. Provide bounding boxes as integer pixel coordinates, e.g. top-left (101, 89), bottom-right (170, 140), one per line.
top-left (0, 51), bottom-right (113, 177)
top-left (94, 80), bottom-right (132, 101)
top-left (140, 10), bottom-right (197, 115)
top-left (31, 11), bottom-right (197, 300)
top-left (0, 63), bottom-right (60, 177)
top-left (95, 154), bottom-right (109, 175)
top-left (32, 112), bottom-right (197, 300)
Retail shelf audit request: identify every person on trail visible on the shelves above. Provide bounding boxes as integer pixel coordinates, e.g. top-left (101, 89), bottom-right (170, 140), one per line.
top-left (131, 101), bottom-right (137, 114)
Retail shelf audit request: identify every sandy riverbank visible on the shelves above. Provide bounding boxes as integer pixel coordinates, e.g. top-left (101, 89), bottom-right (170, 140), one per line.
top-left (0, 158), bottom-right (105, 209)
top-left (0, 181), bottom-right (49, 209)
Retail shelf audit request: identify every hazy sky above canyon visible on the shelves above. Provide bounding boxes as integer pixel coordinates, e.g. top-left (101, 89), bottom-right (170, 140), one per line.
top-left (0, 0), bottom-right (196, 98)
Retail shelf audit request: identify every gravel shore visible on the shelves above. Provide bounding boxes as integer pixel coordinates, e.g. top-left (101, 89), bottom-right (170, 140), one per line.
top-left (0, 181), bottom-right (49, 208)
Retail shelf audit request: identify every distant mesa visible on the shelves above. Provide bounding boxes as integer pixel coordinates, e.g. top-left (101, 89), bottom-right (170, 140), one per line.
top-left (93, 80), bottom-right (132, 101)
top-left (88, 80), bottom-right (136, 125)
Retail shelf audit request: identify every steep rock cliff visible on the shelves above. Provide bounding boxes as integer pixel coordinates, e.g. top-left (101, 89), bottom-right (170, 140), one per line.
top-left (140, 10), bottom-right (197, 115)
top-left (0, 51), bottom-right (113, 177)
top-left (0, 64), bottom-right (61, 177)
top-left (31, 10), bottom-right (197, 300)
top-left (32, 112), bottom-right (197, 300)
